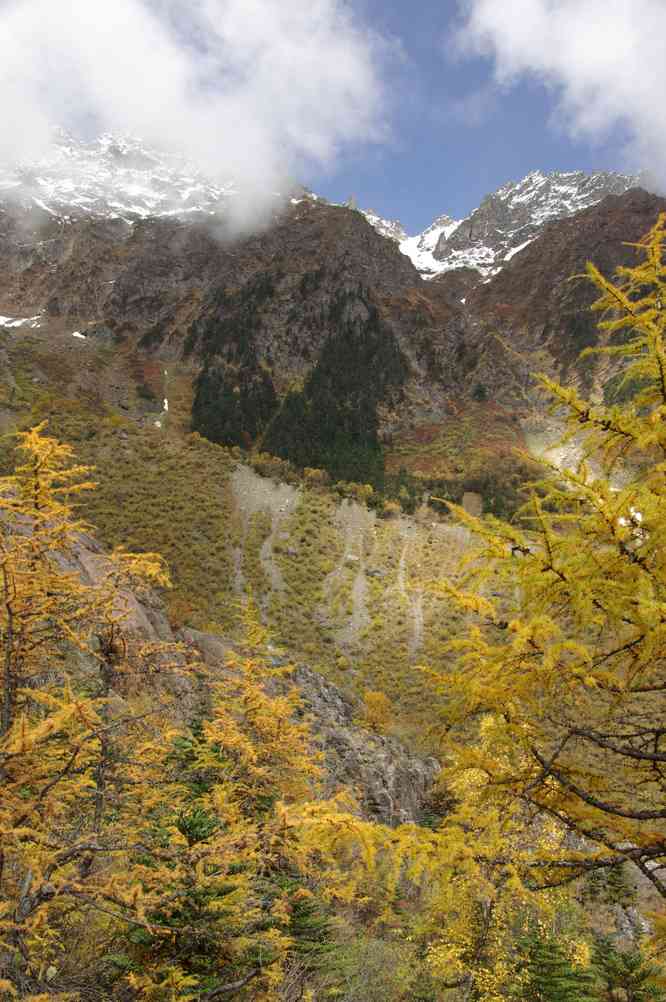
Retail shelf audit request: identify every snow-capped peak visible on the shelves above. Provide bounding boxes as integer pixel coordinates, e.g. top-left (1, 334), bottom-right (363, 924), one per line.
top-left (0, 130), bottom-right (242, 222)
top-left (359, 208), bottom-right (407, 243)
top-left (421, 168), bottom-right (641, 279)
top-left (398, 214), bottom-right (461, 276)
top-left (360, 168), bottom-right (642, 281)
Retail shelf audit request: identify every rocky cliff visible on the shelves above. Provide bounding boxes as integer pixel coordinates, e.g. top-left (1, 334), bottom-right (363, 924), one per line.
top-left (432, 169), bottom-right (639, 277)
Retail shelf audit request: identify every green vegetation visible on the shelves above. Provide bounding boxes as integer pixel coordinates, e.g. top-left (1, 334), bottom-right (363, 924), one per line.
top-left (190, 274), bottom-right (279, 447)
top-left (189, 271), bottom-right (408, 490)
top-left (511, 934), bottom-right (599, 1001)
top-left (264, 300), bottom-right (407, 489)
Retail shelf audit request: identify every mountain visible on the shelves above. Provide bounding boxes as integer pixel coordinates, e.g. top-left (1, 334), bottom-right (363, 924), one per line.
top-left (432, 168), bottom-right (641, 276)
top-left (0, 129), bottom-right (247, 221)
top-left (359, 208), bottom-right (407, 243)
top-left (361, 168), bottom-right (641, 279)
top-left (398, 213), bottom-right (461, 274)
top-left (0, 133), bottom-right (663, 519)
top-left (1, 131), bottom-right (640, 283)
top-left (2, 133), bottom-right (664, 1001)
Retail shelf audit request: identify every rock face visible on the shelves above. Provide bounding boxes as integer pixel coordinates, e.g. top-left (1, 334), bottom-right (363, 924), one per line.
top-left (465, 188), bottom-right (666, 400)
top-left (433, 169), bottom-right (639, 277)
top-left (360, 208), bottom-right (407, 243)
top-left (179, 629), bottom-right (439, 826)
top-left (172, 633), bottom-right (440, 827)
top-left (290, 666), bottom-right (439, 825)
top-left (0, 132), bottom-right (665, 509)
top-left (65, 536), bottom-right (439, 828)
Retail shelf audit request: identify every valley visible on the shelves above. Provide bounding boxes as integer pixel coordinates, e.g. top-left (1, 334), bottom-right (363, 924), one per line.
top-left (3, 132), bottom-right (666, 1001)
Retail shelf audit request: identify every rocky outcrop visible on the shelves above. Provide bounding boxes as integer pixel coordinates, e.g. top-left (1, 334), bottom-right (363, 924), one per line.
top-left (58, 548), bottom-right (440, 829)
top-left (432, 169), bottom-right (639, 277)
top-left (289, 665), bottom-right (439, 825)
top-left (179, 631), bottom-right (439, 827)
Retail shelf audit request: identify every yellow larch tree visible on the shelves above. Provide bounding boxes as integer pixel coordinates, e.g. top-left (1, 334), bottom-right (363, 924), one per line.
top-left (429, 213), bottom-right (666, 934)
top-left (0, 417), bottom-right (605, 1001)
top-left (0, 422), bottom-right (183, 998)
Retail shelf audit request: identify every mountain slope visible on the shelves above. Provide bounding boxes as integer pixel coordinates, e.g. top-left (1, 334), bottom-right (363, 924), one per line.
top-left (433, 168), bottom-right (640, 277)
top-left (1, 141), bottom-right (665, 741)
top-left (0, 133), bottom-right (663, 516)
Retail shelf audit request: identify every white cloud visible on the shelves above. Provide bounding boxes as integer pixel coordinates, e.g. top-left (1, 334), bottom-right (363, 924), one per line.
top-left (0, 0), bottom-right (388, 226)
top-left (457, 0), bottom-right (666, 184)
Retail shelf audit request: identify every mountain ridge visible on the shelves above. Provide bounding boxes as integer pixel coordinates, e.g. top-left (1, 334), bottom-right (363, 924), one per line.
top-left (362, 167), bottom-right (642, 279)
top-left (0, 130), bottom-right (643, 285)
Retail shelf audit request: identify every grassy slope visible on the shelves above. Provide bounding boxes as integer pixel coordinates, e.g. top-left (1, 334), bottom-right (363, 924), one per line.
top-left (0, 325), bottom-right (471, 739)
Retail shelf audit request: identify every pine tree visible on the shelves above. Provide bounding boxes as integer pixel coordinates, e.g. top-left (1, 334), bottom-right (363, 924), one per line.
top-left (593, 937), bottom-right (666, 1002)
top-left (513, 935), bottom-right (598, 1002)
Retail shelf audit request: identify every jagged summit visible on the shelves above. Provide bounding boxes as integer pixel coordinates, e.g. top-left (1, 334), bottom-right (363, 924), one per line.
top-left (399, 213), bottom-right (461, 275)
top-left (362, 168), bottom-right (641, 279)
top-left (0, 132), bottom-right (643, 286)
top-left (0, 129), bottom-right (242, 221)
top-left (432, 168), bottom-right (640, 277)
top-left (358, 208), bottom-right (407, 243)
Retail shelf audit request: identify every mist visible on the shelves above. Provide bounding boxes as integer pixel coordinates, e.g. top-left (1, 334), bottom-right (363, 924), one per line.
top-left (457, 0), bottom-right (666, 190)
top-left (0, 0), bottom-right (389, 230)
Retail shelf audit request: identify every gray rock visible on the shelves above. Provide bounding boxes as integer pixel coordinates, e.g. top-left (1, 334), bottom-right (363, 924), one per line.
top-left (290, 665), bottom-right (439, 826)
top-left (433, 169), bottom-right (640, 276)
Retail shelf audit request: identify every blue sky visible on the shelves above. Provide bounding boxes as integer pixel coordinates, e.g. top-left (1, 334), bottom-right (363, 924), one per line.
top-left (6, 0), bottom-right (658, 238)
top-left (309, 0), bottom-right (633, 234)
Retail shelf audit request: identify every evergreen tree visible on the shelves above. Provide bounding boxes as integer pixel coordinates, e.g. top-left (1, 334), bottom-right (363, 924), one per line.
top-left (513, 935), bottom-right (598, 1002)
top-left (593, 937), bottom-right (666, 1002)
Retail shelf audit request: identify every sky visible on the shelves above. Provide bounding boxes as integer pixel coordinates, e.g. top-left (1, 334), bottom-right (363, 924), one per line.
top-left (311, 0), bottom-right (638, 231)
top-left (0, 0), bottom-right (663, 236)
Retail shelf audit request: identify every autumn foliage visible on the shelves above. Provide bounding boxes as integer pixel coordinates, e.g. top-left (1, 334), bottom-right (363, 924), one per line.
top-left (6, 215), bottom-right (666, 999)
top-left (431, 214), bottom-right (666, 980)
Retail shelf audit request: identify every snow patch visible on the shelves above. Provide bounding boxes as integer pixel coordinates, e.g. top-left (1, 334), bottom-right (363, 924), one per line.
top-left (505, 238), bottom-right (534, 261)
top-left (0, 314), bottom-right (42, 329)
top-left (398, 214), bottom-right (462, 278)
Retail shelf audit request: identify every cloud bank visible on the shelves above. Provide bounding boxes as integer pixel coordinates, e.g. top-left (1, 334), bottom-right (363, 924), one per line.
top-left (0, 0), bottom-right (388, 225)
top-left (457, 0), bottom-right (666, 186)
